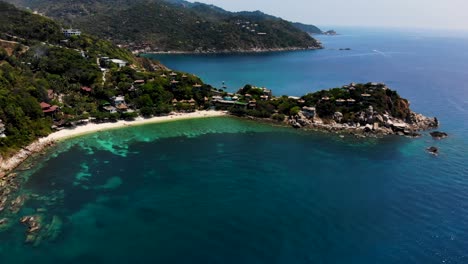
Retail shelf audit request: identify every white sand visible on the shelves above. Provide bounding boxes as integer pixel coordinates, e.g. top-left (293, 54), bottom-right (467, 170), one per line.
top-left (1, 110), bottom-right (227, 175)
top-left (41, 110), bottom-right (227, 142)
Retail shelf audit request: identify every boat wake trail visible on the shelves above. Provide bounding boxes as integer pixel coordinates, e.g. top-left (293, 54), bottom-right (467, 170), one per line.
top-left (373, 49), bottom-right (391, 57)
top-left (447, 98), bottom-right (467, 113)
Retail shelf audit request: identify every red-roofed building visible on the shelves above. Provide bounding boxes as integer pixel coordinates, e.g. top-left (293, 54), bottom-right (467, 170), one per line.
top-left (81, 86), bottom-right (92, 92)
top-left (40, 102), bottom-right (51, 109)
top-left (40, 102), bottom-right (59, 115)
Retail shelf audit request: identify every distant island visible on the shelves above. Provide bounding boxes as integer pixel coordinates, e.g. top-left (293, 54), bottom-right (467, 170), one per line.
top-left (5, 0), bottom-right (323, 53)
top-left (292, 22), bottom-right (338, 35)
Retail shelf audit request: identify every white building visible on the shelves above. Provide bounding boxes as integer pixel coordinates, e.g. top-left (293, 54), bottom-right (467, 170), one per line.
top-left (62, 29), bottom-right (82, 37)
top-left (112, 96), bottom-right (126, 106)
top-left (302, 106), bottom-right (316, 118)
top-left (110, 59), bottom-right (128, 68)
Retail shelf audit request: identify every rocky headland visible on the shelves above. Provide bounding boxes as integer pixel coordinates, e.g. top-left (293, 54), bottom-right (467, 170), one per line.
top-left (289, 106), bottom-right (438, 137)
top-left (232, 82), bottom-right (439, 137)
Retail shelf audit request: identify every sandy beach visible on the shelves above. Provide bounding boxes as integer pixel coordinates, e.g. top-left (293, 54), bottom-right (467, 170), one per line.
top-left (0, 110), bottom-right (227, 176)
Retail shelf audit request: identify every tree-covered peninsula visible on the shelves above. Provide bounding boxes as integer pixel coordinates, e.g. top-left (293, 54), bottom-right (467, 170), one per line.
top-left (5, 0), bottom-right (322, 53)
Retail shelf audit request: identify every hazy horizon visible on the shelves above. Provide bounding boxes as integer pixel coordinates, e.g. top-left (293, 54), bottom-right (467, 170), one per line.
top-left (187, 0), bottom-right (468, 31)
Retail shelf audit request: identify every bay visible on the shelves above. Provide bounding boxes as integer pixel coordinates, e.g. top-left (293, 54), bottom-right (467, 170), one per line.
top-left (1, 27), bottom-right (468, 263)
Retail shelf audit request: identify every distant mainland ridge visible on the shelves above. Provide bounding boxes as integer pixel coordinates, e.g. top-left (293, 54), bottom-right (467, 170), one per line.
top-left (4, 0), bottom-right (329, 53)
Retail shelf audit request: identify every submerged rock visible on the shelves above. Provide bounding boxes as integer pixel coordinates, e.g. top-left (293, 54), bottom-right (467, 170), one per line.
top-left (44, 215), bottom-right (62, 241)
top-left (427, 146), bottom-right (439, 155)
top-left (0, 217), bottom-right (13, 232)
top-left (20, 215), bottom-right (44, 246)
top-left (430, 131), bottom-right (448, 139)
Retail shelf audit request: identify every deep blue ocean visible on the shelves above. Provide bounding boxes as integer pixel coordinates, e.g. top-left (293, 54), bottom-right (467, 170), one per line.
top-left (2, 27), bottom-right (468, 263)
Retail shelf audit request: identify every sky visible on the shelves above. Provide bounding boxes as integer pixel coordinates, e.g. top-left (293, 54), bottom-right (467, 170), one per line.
top-left (187, 0), bottom-right (468, 30)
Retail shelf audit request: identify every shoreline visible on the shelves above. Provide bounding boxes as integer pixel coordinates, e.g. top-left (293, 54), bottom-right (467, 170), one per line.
top-left (0, 107), bottom-right (437, 178)
top-left (138, 46), bottom-right (322, 56)
top-left (0, 110), bottom-right (227, 177)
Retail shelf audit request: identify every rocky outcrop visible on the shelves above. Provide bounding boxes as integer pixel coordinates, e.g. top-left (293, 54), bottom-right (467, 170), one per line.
top-left (333, 112), bottom-right (343, 122)
top-left (430, 131), bottom-right (448, 139)
top-left (427, 146), bottom-right (439, 155)
top-left (289, 111), bottom-right (313, 128)
top-left (286, 108), bottom-right (438, 138)
top-left (407, 112), bottom-right (439, 130)
top-left (0, 140), bottom-right (55, 178)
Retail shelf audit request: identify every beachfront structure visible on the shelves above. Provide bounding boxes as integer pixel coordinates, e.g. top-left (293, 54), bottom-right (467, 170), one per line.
top-left (212, 96), bottom-right (247, 110)
top-left (112, 96), bottom-right (126, 106)
top-left (62, 29), bottom-right (81, 37)
top-left (40, 102), bottom-right (59, 115)
top-left (103, 105), bottom-right (117, 113)
top-left (110, 96), bottom-right (129, 112)
top-left (302, 106), bottom-right (316, 118)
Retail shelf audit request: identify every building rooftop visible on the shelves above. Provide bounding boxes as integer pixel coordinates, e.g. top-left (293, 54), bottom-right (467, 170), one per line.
top-left (303, 106), bottom-right (316, 111)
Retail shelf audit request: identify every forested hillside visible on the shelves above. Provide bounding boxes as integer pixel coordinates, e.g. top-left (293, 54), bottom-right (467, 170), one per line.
top-left (5, 0), bottom-right (322, 52)
top-left (0, 2), bottom-right (237, 157)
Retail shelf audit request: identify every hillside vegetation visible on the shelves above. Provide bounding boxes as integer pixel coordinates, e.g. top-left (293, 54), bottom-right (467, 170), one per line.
top-left (5, 0), bottom-right (322, 52)
top-left (0, 2), bottom-right (166, 156)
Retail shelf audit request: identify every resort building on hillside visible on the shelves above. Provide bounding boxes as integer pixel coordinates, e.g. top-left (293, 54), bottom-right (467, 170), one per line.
top-left (361, 93), bottom-right (372, 100)
top-left (347, 99), bottom-right (356, 106)
top-left (336, 99), bottom-right (346, 106)
top-left (109, 59), bottom-right (128, 68)
top-left (62, 29), bottom-right (81, 38)
top-left (40, 102), bottom-right (59, 115)
top-left (101, 57), bottom-right (128, 68)
top-left (81, 86), bottom-right (92, 93)
top-left (302, 106), bottom-right (316, 118)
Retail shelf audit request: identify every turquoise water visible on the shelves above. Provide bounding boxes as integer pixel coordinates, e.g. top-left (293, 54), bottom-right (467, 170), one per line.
top-left (2, 28), bottom-right (468, 263)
